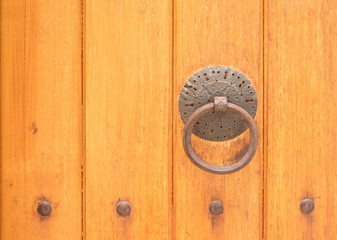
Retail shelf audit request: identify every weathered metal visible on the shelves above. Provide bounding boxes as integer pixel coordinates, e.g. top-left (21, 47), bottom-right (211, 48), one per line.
top-left (179, 66), bottom-right (257, 142)
top-left (37, 201), bottom-right (52, 217)
top-left (300, 198), bottom-right (314, 214)
top-left (116, 200), bottom-right (131, 217)
top-left (209, 200), bottom-right (224, 215)
top-left (214, 96), bottom-right (228, 112)
top-left (182, 96), bottom-right (258, 174)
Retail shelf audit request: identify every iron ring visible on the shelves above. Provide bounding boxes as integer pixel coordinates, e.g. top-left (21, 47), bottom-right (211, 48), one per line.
top-left (182, 97), bottom-right (258, 174)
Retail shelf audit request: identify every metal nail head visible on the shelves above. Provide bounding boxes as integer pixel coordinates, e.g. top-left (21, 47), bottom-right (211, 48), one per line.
top-left (37, 201), bottom-right (52, 217)
top-left (300, 198), bottom-right (314, 214)
top-left (116, 200), bottom-right (131, 217)
top-left (209, 200), bottom-right (224, 215)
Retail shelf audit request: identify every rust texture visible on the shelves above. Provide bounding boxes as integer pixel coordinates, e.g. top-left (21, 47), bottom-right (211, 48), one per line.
top-left (116, 200), bottom-right (131, 217)
top-left (209, 200), bottom-right (224, 215)
top-left (178, 66), bottom-right (258, 142)
top-left (300, 198), bottom-right (314, 214)
top-left (182, 96), bottom-right (258, 174)
top-left (37, 201), bottom-right (52, 217)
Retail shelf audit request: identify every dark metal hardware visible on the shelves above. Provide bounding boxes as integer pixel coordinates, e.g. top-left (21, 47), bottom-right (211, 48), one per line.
top-left (178, 66), bottom-right (258, 142)
top-left (182, 96), bottom-right (258, 174)
top-left (37, 201), bottom-right (52, 217)
top-left (116, 200), bottom-right (131, 217)
top-left (209, 200), bottom-right (224, 215)
top-left (300, 198), bottom-right (314, 214)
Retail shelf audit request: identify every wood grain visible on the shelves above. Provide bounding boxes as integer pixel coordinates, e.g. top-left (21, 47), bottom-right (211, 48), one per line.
top-left (173, 0), bottom-right (263, 239)
top-left (0, 0), bottom-right (82, 239)
top-left (265, 0), bottom-right (337, 238)
top-left (84, 0), bottom-right (172, 239)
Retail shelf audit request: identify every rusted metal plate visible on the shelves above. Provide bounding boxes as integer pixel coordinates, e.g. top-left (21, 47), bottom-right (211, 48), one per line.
top-left (178, 66), bottom-right (257, 142)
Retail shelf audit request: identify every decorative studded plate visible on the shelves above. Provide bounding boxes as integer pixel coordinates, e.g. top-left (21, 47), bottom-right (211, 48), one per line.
top-left (178, 66), bottom-right (258, 142)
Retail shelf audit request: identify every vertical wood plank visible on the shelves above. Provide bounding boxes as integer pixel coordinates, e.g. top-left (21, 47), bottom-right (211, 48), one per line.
top-left (173, 0), bottom-right (263, 239)
top-left (84, 0), bottom-right (172, 239)
top-left (265, 0), bottom-right (337, 238)
top-left (0, 0), bottom-right (82, 239)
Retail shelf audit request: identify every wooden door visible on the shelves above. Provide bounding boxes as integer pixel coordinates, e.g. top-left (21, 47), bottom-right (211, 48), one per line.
top-left (84, 0), bottom-right (172, 239)
top-left (1, 0), bottom-right (337, 239)
top-left (173, 1), bottom-right (263, 239)
top-left (264, 1), bottom-right (337, 238)
top-left (0, 0), bottom-right (82, 239)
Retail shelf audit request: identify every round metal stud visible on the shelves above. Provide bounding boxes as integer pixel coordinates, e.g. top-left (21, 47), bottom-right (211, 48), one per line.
top-left (116, 200), bottom-right (131, 217)
top-left (209, 200), bottom-right (224, 215)
top-left (300, 198), bottom-right (314, 214)
top-left (37, 201), bottom-right (52, 217)
top-left (178, 66), bottom-right (257, 142)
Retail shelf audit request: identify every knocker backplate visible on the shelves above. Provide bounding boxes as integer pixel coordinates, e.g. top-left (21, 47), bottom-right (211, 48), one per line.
top-left (179, 66), bottom-right (258, 142)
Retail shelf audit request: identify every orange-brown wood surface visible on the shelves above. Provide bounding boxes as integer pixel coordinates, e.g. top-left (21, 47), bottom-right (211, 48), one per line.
top-left (173, 0), bottom-right (263, 239)
top-left (0, 0), bottom-right (82, 239)
top-left (3, 0), bottom-right (337, 239)
top-left (84, 0), bottom-right (172, 239)
top-left (265, 0), bottom-right (337, 239)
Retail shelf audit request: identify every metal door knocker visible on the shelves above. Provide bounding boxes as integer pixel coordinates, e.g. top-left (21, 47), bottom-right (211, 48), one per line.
top-left (179, 66), bottom-right (258, 174)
